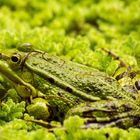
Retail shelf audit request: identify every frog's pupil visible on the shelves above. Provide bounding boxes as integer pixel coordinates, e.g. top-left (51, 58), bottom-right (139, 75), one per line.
top-left (11, 55), bottom-right (19, 62)
top-left (135, 81), bottom-right (140, 90)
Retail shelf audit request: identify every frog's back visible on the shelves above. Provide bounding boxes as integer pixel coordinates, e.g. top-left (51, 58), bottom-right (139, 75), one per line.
top-left (26, 52), bottom-right (133, 100)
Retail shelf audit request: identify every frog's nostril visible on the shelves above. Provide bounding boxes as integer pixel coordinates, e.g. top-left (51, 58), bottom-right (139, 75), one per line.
top-left (135, 81), bottom-right (140, 90)
top-left (11, 55), bottom-right (19, 62)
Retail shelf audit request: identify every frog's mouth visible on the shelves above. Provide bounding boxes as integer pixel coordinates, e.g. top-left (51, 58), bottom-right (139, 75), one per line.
top-left (0, 60), bottom-right (37, 98)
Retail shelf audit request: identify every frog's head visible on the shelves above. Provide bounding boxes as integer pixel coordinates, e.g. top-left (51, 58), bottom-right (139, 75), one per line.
top-left (0, 43), bottom-right (51, 120)
top-left (0, 43), bottom-right (38, 98)
top-left (0, 43), bottom-right (34, 69)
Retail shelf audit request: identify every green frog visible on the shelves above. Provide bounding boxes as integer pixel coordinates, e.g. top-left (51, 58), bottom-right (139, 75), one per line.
top-left (0, 44), bottom-right (140, 129)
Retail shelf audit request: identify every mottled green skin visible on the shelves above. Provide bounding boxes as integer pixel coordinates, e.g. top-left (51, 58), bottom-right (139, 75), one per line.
top-left (25, 52), bottom-right (133, 99)
top-left (22, 52), bottom-right (133, 120)
top-left (0, 49), bottom-right (140, 128)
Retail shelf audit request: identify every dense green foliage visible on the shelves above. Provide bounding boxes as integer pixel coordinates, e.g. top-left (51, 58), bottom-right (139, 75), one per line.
top-left (1, 116), bottom-right (140, 140)
top-left (0, 0), bottom-right (140, 139)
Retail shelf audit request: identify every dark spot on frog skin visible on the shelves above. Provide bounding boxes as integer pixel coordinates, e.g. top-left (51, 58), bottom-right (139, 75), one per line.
top-left (129, 71), bottom-right (137, 79)
top-left (58, 92), bottom-right (63, 97)
top-left (122, 104), bottom-right (132, 112)
top-left (106, 103), bottom-right (118, 110)
top-left (112, 94), bottom-right (122, 99)
top-left (60, 112), bottom-right (64, 118)
top-left (135, 81), bottom-right (140, 90)
top-left (66, 87), bottom-right (73, 93)
top-left (133, 118), bottom-right (140, 126)
top-left (115, 56), bottom-right (120, 60)
top-left (105, 133), bottom-right (109, 138)
top-left (105, 77), bottom-right (114, 83)
top-left (48, 77), bottom-right (55, 84)
top-left (53, 116), bottom-right (59, 121)
top-left (85, 87), bottom-right (92, 92)
top-left (0, 53), bottom-right (2, 58)
top-left (75, 98), bottom-right (80, 103)
top-left (132, 95), bottom-right (136, 100)
top-left (115, 72), bottom-right (127, 81)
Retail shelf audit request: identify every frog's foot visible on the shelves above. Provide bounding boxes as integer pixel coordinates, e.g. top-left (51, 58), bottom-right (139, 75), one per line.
top-left (65, 100), bottom-right (140, 129)
top-left (102, 48), bottom-right (140, 94)
top-left (102, 48), bottom-right (128, 68)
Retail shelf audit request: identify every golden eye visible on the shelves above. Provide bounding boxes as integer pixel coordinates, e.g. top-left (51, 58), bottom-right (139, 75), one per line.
top-left (11, 54), bottom-right (21, 63)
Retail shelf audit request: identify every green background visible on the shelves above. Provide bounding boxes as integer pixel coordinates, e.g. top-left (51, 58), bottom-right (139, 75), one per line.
top-left (0, 0), bottom-right (140, 139)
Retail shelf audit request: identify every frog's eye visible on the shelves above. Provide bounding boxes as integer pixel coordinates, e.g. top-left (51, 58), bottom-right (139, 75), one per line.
top-left (18, 43), bottom-right (33, 52)
top-left (11, 54), bottom-right (21, 63)
top-left (135, 81), bottom-right (140, 90)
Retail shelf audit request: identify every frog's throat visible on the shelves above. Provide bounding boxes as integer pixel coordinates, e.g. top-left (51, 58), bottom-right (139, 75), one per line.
top-left (0, 60), bottom-right (37, 98)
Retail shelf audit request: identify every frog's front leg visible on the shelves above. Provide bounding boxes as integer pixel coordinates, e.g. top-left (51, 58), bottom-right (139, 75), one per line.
top-left (0, 75), bottom-right (12, 100)
top-left (102, 48), bottom-right (140, 94)
top-left (26, 97), bottom-right (51, 120)
top-left (65, 100), bottom-right (140, 129)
